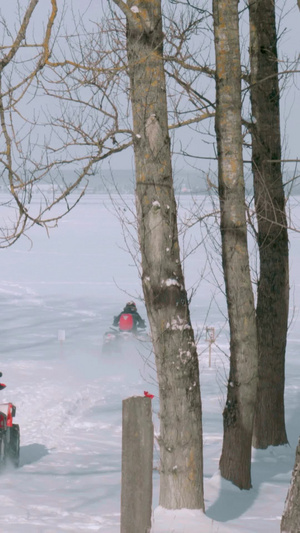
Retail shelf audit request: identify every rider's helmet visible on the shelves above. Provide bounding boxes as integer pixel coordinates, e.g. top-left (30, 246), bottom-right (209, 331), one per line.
top-left (126, 301), bottom-right (137, 312)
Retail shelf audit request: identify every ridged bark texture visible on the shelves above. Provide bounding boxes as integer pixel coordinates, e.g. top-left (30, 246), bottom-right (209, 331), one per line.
top-left (213, 0), bottom-right (258, 489)
top-left (118, 0), bottom-right (204, 509)
top-left (249, 0), bottom-right (289, 449)
top-left (281, 438), bottom-right (300, 532)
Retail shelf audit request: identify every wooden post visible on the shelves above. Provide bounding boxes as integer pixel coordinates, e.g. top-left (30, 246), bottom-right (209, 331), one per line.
top-left (206, 327), bottom-right (215, 368)
top-left (121, 396), bottom-right (153, 533)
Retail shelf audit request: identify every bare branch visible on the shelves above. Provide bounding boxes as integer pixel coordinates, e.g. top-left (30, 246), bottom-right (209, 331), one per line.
top-left (0, 0), bottom-right (39, 69)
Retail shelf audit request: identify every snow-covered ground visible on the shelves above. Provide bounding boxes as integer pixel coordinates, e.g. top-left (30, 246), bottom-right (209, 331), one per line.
top-left (0, 192), bottom-right (299, 532)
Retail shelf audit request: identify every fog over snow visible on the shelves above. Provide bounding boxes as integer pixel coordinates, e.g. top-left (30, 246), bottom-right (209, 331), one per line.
top-left (0, 191), bottom-right (300, 532)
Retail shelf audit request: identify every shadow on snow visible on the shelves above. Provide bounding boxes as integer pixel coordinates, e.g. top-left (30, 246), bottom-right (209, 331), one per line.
top-left (19, 443), bottom-right (50, 467)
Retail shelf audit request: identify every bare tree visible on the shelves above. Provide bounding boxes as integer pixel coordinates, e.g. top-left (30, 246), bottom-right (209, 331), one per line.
top-left (5, 0), bottom-right (297, 500)
top-left (0, 0), bottom-right (59, 244)
top-left (0, 1), bottom-right (134, 245)
top-left (213, 0), bottom-right (258, 489)
top-left (248, 0), bottom-right (289, 449)
top-left (111, 0), bottom-right (204, 510)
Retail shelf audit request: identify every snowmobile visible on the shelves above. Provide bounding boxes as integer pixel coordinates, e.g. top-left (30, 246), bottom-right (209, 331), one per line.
top-left (102, 313), bottom-right (150, 354)
top-left (0, 373), bottom-right (20, 468)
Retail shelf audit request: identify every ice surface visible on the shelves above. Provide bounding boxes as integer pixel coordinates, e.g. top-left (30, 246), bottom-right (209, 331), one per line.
top-left (0, 192), bottom-right (299, 531)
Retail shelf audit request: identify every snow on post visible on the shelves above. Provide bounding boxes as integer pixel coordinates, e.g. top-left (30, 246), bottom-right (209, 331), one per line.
top-left (121, 396), bottom-right (153, 533)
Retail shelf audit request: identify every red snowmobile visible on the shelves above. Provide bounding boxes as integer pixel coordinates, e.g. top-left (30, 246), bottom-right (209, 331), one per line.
top-left (0, 373), bottom-right (20, 468)
top-left (102, 312), bottom-right (150, 354)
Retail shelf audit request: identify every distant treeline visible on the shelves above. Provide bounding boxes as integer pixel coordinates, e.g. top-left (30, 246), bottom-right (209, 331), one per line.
top-left (0, 168), bottom-right (299, 195)
top-left (61, 168), bottom-right (300, 196)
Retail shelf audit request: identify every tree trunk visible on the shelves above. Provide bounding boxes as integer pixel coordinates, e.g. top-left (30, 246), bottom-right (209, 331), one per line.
top-left (112, 0), bottom-right (204, 510)
top-left (213, 0), bottom-right (258, 489)
top-left (249, 0), bottom-right (289, 449)
top-left (281, 438), bottom-right (300, 532)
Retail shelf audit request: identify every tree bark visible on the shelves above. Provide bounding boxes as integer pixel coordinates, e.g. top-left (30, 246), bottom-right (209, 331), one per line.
top-left (249, 0), bottom-right (289, 449)
top-left (281, 438), bottom-right (300, 532)
top-left (112, 0), bottom-right (204, 510)
top-left (213, 0), bottom-right (258, 489)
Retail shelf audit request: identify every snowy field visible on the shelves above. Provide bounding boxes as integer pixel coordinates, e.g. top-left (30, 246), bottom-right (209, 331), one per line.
top-left (0, 191), bottom-right (300, 532)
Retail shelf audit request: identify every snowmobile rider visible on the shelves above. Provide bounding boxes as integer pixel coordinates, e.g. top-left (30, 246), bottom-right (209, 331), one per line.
top-left (113, 301), bottom-right (146, 332)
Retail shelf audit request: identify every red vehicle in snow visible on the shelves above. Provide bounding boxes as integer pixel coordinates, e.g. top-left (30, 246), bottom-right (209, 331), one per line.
top-left (0, 374), bottom-right (20, 468)
top-left (102, 308), bottom-right (149, 354)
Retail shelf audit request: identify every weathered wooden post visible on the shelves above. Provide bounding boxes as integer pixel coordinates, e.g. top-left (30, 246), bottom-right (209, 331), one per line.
top-left (121, 395), bottom-right (153, 533)
top-left (206, 326), bottom-right (216, 367)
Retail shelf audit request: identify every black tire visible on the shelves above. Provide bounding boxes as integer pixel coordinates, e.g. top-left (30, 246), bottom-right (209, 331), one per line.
top-left (7, 424), bottom-right (20, 468)
top-left (0, 431), bottom-right (6, 468)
